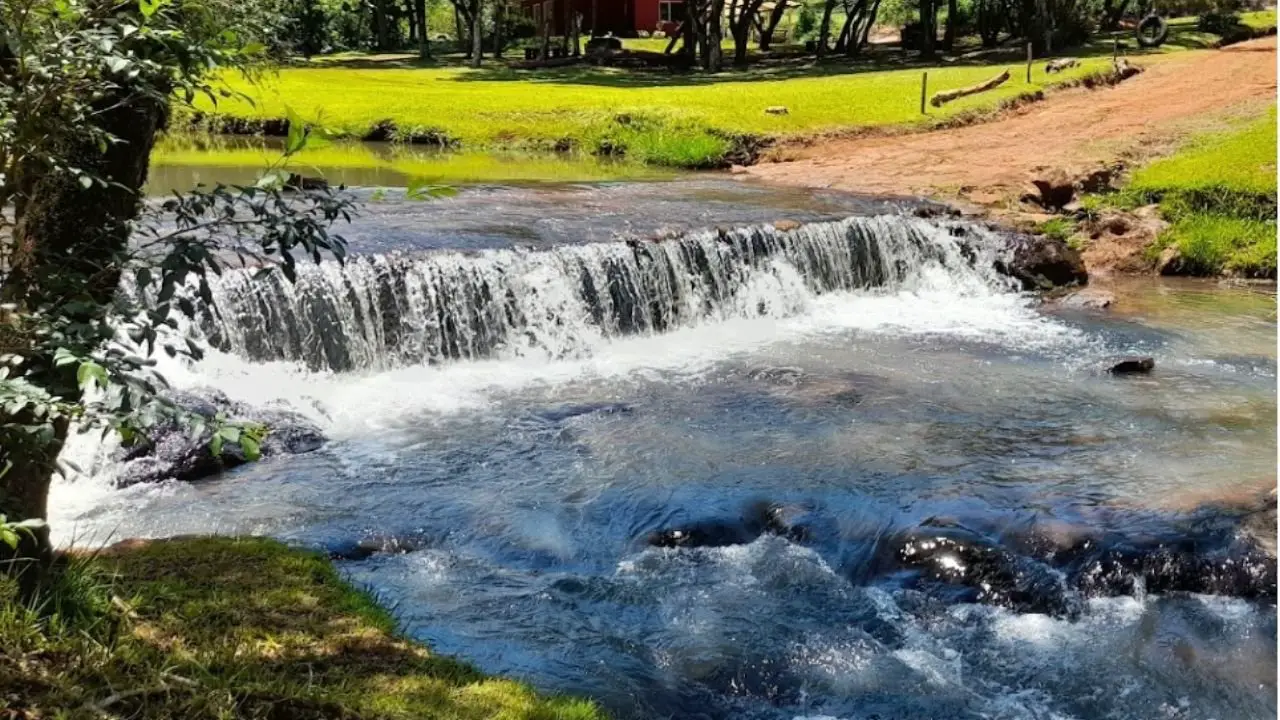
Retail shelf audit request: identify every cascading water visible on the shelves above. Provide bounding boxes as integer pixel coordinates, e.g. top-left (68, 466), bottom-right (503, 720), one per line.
top-left (53, 182), bottom-right (1277, 720)
top-left (195, 216), bottom-right (1012, 372)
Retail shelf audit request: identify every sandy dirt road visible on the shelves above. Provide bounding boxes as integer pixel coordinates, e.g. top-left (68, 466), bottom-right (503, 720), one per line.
top-left (745, 37), bottom-right (1277, 206)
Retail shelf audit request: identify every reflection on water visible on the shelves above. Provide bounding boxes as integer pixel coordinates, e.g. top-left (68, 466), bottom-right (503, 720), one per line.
top-left (147, 136), bottom-right (676, 194)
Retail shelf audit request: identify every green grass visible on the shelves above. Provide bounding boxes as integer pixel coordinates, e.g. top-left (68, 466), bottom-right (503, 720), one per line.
top-left (1151, 214), bottom-right (1278, 277)
top-left (1239, 8), bottom-right (1279, 30)
top-left (195, 54), bottom-right (1120, 167)
top-left (1125, 109), bottom-right (1278, 277)
top-left (1130, 109), bottom-right (1278, 202)
top-left (0, 537), bottom-right (606, 719)
top-left (151, 136), bottom-right (674, 189)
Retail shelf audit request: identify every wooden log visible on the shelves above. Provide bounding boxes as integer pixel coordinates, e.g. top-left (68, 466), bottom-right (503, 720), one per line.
top-left (1045, 57), bottom-right (1079, 73)
top-left (930, 69), bottom-right (1010, 107)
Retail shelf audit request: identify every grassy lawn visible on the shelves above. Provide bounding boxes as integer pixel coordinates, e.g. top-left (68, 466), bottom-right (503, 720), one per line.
top-left (1, 537), bottom-right (605, 720)
top-left (1128, 108), bottom-right (1277, 277)
top-left (193, 53), bottom-right (1132, 167)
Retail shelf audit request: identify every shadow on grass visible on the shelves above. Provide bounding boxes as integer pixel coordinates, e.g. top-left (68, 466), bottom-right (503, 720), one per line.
top-left (296, 21), bottom-right (1233, 89)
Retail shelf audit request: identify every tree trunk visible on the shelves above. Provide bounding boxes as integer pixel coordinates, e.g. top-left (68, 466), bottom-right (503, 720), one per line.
top-left (760, 0), bottom-right (787, 49)
top-left (835, 1), bottom-right (857, 52)
top-left (456, 3), bottom-right (469, 54)
top-left (416, 0), bottom-right (431, 57)
top-left (817, 0), bottom-right (835, 59)
top-left (494, 0), bottom-right (506, 58)
top-left (562, 0), bottom-right (572, 53)
top-left (707, 0), bottom-right (724, 70)
top-left (375, 0), bottom-right (391, 50)
top-left (470, 0), bottom-right (483, 67)
top-left (920, 0), bottom-right (936, 59)
top-left (944, 0), bottom-right (958, 50)
top-left (572, 11), bottom-right (581, 56)
top-left (591, 0), bottom-right (599, 35)
top-left (2, 76), bottom-right (168, 599)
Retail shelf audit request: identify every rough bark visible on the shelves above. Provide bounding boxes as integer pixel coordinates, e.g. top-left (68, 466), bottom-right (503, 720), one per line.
top-left (706, 0), bottom-right (725, 70)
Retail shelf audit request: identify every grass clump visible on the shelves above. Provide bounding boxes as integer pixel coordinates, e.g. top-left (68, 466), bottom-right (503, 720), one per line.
top-left (1124, 109), bottom-right (1277, 277)
top-left (0, 536), bottom-right (605, 720)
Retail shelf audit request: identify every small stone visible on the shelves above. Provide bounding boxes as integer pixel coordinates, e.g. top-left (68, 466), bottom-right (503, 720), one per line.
top-left (1057, 288), bottom-right (1114, 309)
top-left (773, 219), bottom-right (802, 232)
top-left (1109, 357), bottom-right (1155, 375)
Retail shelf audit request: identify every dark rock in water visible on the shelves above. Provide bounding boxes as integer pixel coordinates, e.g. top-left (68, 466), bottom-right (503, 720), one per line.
top-left (894, 530), bottom-right (1075, 616)
top-left (115, 388), bottom-right (326, 488)
top-left (999, 234), bottom-right (1089, 290)
top-left (1070, 543), bottom-right (1276, 601)
top-left (646, 500), bottom-right (811, 549)
top-left (326, 533), bottom-right (435, 561)
top-left (1108, 357), bottom-right (1155, 375)
top-left (535, 402), bottom-right (633, 423)
top-left (285, 173), bottom-right (329, 191)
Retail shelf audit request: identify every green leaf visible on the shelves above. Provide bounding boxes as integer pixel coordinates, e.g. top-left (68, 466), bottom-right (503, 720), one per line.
top-left (285, 106), bottom-right (309, 155)
top-left (138, 0), bottom-right (166, 19)
top-left (256, 169), bottom-right (290, 190)
top-left (76, 361), bottom-right (108, 391)
top-left (210, 433), bottom-right (223, 457)
top-left (0, 528), bottom-right (17, 550)
top-left (406, 179), bottom-right (458, 201)
top-left (106, 56), bottom-right (130, 74)
top-left (242, 42), bottom-right (266, 56)
top-left (240, 436), bottom-right (261, 461)
top-left (78, 175), bottom-right (94, 189)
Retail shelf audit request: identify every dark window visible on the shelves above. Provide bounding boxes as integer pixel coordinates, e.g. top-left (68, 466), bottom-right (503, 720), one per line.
top-left (659, 1), bottom-right (685, 22)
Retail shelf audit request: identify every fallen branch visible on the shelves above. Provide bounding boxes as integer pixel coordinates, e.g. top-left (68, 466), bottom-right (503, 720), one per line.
top-left (1045, 57), bottom-right (1079, 73)
top-left (930, 70), bottom-right (1011, 107)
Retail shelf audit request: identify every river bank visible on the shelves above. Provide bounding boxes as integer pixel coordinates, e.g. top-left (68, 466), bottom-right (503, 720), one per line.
top-left (3, 536), bottom-right (604, 719)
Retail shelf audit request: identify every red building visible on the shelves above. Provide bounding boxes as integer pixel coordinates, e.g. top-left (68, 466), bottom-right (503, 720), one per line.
top-left (524, 0), bottom-right (685, 38)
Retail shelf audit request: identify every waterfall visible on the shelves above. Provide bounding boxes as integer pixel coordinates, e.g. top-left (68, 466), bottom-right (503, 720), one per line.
top-left (193, 215), bottom-right (1014, 373)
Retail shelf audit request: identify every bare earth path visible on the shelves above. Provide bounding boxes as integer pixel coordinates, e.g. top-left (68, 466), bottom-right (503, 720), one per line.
top-left (746, 37), bottom-right (1278, 208)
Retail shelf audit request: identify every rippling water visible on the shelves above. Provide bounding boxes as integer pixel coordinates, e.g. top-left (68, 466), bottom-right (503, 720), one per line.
top-left (53, 183), bottom-right (1277, 720)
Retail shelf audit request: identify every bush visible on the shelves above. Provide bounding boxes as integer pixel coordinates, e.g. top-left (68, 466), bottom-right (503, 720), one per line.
top-left (795, 5), bottom-right (818, 39)
top-left (1200, 10), bottom-right (1244, 33)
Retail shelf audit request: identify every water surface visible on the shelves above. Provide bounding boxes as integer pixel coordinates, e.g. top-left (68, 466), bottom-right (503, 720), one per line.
top-left (55, 184), bottom-right (1277, 720)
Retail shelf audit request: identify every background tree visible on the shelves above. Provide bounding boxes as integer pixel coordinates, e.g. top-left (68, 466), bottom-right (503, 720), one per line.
top-left (0, 0), bottom-right (355, 595)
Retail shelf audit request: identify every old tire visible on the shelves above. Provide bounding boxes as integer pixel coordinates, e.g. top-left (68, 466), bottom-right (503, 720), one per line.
top-left (1136, 14), bottom-right (1169, 47)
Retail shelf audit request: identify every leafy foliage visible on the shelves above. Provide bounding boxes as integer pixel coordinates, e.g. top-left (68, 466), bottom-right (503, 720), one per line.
top-left (0, 0), bottom-right (357, 532)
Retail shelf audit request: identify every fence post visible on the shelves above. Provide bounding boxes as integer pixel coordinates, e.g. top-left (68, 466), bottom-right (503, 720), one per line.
top-left (920, 71), bottom-right (928, 114)
top-left (1026, 42), bottom-right (1033, 83)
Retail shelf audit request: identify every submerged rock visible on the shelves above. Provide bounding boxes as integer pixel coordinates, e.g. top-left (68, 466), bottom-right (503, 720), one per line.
top-left (1108, 357), bottom-right (1155, 375)
top-left (326, 532), bottom-right (437, 561)
top-left (1054, 288), bottom-right (1115, 309)
top-left (646, 501), bottom-right (811, 549)
top-left (115, 388), bottom-right (326, 488)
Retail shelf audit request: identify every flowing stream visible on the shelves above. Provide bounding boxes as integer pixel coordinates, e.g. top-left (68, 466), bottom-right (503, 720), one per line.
top-left (54, 181), bottom-right (1277, 720)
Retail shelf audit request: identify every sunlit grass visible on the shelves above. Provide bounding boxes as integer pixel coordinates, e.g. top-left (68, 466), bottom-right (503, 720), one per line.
top-left (196, 55), bottom-right (1118, 159)
top-left (0, 537), bottom-right (606, 719)
top-left (1126, 108), bottom-right (1278, 277)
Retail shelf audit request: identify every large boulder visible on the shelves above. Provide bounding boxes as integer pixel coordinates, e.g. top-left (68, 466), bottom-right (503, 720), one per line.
top-left (998, 234), bottom-right (1089, 290)
top-left (115, 388), bottom-right (326, 488)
